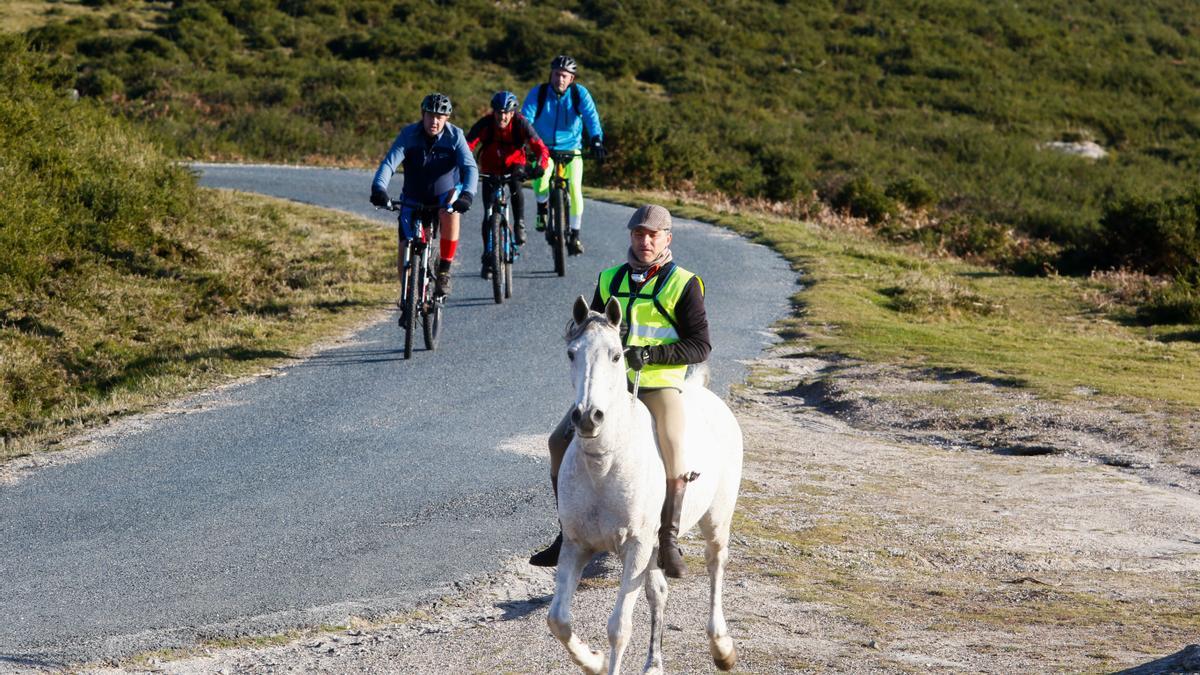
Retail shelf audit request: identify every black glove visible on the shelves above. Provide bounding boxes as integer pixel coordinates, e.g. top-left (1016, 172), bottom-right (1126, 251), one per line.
top-left (451, 192), bottom-right (472, 213)
top-left (527, 163), bottom-right (545, 180)
top-left (624, 346), bottom-right (651, 371)
top-left (370, 189), bottom-right (389, 208)
top-left (590, 138), bottom-right (606, 162)
top-left (511, 165), bottom-right (527, 181)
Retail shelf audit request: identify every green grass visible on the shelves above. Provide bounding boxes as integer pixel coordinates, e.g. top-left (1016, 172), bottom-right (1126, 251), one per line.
top-left (592, 187), bottom-right (1200, 407)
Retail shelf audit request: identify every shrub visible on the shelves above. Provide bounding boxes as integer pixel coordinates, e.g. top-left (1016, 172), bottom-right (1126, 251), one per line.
top-left (76, 68), bottom-right (125, 98)
top-left (1100, 189), bottom-right (1200, 277)
top-left (1138, 280), bottom-right (1200, 325)
top-left (834, 175), bottom-right (898, 224)
top-left (886, 176), bottom-right (937, 210)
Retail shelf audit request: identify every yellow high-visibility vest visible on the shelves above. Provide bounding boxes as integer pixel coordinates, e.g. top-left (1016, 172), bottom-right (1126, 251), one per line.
top-left (597, 262), bottom-right (703, 389)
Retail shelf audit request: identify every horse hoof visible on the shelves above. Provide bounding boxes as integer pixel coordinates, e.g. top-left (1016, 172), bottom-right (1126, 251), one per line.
top-left (582, 649), bottom-right (606, 675)
top-left (713, 644), bottom-right (737, 671)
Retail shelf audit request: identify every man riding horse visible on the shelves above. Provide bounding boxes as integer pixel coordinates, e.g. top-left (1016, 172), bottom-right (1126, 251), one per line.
top-left (531, 204), bottom-right (710, 578)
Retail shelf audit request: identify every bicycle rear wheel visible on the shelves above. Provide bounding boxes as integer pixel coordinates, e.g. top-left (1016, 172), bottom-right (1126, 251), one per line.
top-left (402, 246), bottom-right (420, 359)
top-left (490, 210), bottom-right (504, 304)
top-left (422, 253), bottom-right (441, 351)
top-left (551, 186), bottom-right (566, 277)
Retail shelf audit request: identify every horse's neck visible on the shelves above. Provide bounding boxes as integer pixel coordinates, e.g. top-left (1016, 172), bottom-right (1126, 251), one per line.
top-left (574, 393), bottom-right (648, 480)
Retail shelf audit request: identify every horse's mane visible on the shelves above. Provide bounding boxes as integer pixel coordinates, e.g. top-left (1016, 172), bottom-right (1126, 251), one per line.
top-left (563, 312), bottom-right (617, 343)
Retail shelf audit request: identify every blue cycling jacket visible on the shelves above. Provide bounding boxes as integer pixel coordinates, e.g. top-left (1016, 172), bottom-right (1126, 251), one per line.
top-left (520, 83), bottom-right (603, 152)
top-left (372, 122), bottom-right (478, 205)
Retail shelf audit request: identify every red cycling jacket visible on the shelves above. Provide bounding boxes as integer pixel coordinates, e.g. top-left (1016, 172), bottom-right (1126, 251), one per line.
top-left (466, 113), bottom-right (550, 175)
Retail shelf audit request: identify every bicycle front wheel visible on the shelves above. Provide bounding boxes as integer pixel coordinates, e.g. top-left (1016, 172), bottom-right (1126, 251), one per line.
top-left (490, 210), bottom-right (504, 304)
top-left (402, 246), bottom-right (420, 359)
top-left (502, 224), bottom-right (513, 299)
top-left (422, 255), bottom-right (441, 351)
top-left (551, 186), bottom-right (566, 277)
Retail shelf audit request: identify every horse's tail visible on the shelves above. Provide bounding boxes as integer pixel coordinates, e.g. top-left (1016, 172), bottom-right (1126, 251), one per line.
top-left (684, 361), bottom-right (711, 389)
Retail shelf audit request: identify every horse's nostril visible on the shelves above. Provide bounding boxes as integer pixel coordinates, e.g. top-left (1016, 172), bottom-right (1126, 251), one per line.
top-left (592, 410), bottom-right (605, 424)
top-left (571, 408), bottom-right (582, 424)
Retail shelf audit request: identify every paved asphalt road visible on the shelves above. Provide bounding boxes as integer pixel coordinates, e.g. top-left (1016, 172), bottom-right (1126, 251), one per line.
top-left (0, 164), bottom-right (793, 668)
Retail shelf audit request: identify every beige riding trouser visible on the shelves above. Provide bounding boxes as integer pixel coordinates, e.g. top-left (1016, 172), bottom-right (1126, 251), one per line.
top-left (548, 387), bottom-right (686, 480)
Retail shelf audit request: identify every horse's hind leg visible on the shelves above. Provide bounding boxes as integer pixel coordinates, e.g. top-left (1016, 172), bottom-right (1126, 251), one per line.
top-left (701, 514), bottom-right (737, 671)
top-left (642, 566), bottom-right (668, 674)
top-left (548, 541), bottom-right (607, 675)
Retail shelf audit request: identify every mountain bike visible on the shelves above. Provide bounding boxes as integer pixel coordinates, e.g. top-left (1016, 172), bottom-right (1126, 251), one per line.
top-left (385, 197), bottom-right (444, 359)
top-left (480, 172), bottom-right (518, 304)
top-left (546, 150), bottom-right (579, 277)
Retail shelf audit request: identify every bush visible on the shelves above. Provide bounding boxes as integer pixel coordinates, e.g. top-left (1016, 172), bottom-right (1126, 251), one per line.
top-left (886, 176), bottom-right (937, 210)
top-left (834, 175), bottom-right (898, 224)
top-left (1100, 189), bottom-right (1200, 277)
top-left (76, 68), bottom-right (125, 98)
top-left (1138, 280), bottom-right (1200, 325)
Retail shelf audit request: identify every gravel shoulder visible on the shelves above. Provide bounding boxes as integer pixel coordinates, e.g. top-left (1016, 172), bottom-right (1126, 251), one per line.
top-left (69, 342), bottom-right (1200, 674)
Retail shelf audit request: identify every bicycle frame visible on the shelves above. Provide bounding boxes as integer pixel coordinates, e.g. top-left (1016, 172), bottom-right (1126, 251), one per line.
top-left (481, 173), bottom-right (517, 303)
top-left (386, 197), bottom-right (444, 358)
top-left (547, 151), bottom-right (578, 277)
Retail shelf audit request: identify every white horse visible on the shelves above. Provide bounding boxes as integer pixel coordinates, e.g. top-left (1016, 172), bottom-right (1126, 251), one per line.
top-left (548, 296), bottom-right (744, 674)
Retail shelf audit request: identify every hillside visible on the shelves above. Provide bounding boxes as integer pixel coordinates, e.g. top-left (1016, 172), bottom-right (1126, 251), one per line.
top-left (13, 0), bottom-right (1200, 300)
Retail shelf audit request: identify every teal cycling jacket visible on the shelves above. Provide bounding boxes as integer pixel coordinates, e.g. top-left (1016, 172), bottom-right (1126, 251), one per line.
top-left (520, 83), bottom-right (604, 153)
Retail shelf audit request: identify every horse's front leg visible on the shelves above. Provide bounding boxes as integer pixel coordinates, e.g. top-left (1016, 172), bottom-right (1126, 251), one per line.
top-left (548, 539), bottom-right (606, 675)
top-left (642, 564), bottom-right (668, 675)
top-left (607, 536), bottom-right (653, 675)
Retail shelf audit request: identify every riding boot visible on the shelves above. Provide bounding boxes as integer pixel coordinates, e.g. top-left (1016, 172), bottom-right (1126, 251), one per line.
top-left (535, 203), bottom-right (548, 232)
top-left (657, 476), bottom-right (688, 578)
top-left (514, 219), bottom-right (527, 246)
top-left (529, 475), bottom-right (562, 567)
top-left (567, 230), bottom-right (584, 255)
top-left (434, 258), bottom-right (452, 298)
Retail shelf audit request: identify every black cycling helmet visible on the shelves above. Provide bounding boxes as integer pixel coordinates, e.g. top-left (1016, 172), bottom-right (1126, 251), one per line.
top-left (550, 54), bottom-right (577, 75)
top-left (420, 92), bottom-right (453, 116)
top-left (490, 91), bottom-right (518, 112)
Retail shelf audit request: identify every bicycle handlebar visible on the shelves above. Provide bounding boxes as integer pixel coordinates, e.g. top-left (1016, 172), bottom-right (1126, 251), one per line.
top-left (378, 197), bottom-right (461, 214)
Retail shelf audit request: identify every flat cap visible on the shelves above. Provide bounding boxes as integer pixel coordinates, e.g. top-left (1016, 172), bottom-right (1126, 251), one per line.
top-left (626, 204), bottom-right (672, 232)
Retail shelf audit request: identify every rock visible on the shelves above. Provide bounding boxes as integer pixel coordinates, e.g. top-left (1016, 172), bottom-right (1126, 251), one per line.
top-left (1041, 140), bottom-right (1107, 159)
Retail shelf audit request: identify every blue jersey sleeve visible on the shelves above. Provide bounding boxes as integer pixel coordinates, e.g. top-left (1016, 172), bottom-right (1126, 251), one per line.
top-left (372, 127), bottom-right (413, 193)
top-left (451, 126), bottom-right (479, 196)
top-left (577, 85), bottom-right (603, 142)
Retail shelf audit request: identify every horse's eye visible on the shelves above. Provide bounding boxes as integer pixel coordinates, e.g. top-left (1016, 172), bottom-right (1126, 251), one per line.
top-left (611, 352), bottom-right (620, 363)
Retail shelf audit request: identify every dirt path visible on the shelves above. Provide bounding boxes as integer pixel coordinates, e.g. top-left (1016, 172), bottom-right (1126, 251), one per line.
top-left (84, 346), bottom-right (1200, 674)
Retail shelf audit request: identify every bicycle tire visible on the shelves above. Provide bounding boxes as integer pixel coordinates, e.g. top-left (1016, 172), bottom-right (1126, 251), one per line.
top-left (551, 185), bottom-right (566, 277)
top-left (490, 210), bottom-right (503, 304)
top-left (403, 245), bottom-right (420, 359)
top-left (422, 251), bottom-right (440, 351)
top-left (502, 224), bottom-right (513, 299)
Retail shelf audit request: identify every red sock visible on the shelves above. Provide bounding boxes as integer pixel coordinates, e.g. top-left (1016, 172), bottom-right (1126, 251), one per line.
top-left (440, 238), bottom-right (458, 262)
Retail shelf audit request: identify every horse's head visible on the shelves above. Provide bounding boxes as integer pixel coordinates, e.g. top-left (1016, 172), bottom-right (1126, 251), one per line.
top-left (565, 295), bottom-right (627, 439)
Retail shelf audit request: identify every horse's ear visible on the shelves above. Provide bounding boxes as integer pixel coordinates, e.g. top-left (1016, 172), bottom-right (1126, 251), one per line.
top-left (604, 297), bottom-right (622, 326)
top-left (573, 295), bottom-right (590, 325)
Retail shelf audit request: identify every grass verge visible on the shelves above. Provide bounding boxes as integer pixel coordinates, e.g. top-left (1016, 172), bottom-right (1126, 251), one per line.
top-left (1, 189), bottom-right (393, 461)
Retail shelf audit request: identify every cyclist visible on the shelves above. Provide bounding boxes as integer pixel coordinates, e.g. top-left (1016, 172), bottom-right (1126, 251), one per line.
top-left (466, 90), bottom-right (551, 276)
top-left (529, 205), bottom-right (710, 579)
top-left (370, 92), bottom-right (477, 298)
top-left (520, 54), bottom-right (605, 256)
